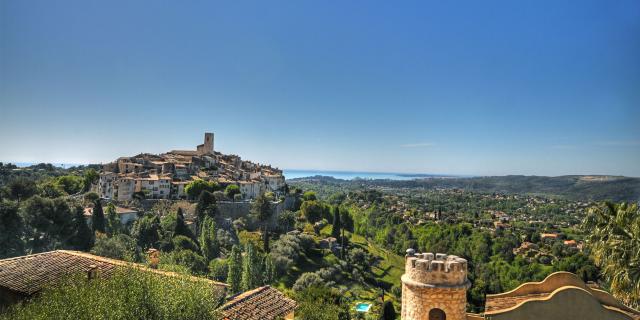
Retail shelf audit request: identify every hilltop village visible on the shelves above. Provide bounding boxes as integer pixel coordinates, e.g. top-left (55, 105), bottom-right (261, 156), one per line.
top-left (95, 133), bottom-right (286, 201)
top-left (1, 156), bottom-right (640, 319)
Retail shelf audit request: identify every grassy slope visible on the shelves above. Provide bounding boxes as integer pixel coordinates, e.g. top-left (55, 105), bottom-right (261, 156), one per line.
top-left (275, 225), bottom-right (405, 316)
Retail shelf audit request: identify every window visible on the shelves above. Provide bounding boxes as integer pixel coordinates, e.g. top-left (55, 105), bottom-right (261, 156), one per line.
top-left (429, 308), bottom-right (446, 320)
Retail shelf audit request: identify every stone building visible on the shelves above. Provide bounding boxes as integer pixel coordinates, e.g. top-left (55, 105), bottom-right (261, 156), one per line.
top-left (95, 132), bottom-right (286, 201)
top-left (401, 249), bottom-right (640, 320)
top-left (401, 249), bottom-right (470, 320)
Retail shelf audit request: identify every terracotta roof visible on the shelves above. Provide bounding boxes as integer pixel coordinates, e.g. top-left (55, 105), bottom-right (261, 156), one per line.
top-left (220, 286), bottom-right (296, 320)
top-left (0, 250), bottom-right (227, 296)
top-left (0, 251), bottom-right (118, 295)
top-left (485, 293), bottom-right (550, 312)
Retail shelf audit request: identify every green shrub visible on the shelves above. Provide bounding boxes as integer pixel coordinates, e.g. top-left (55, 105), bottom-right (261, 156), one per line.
top-left (0, 268), bottom-right (222, 320)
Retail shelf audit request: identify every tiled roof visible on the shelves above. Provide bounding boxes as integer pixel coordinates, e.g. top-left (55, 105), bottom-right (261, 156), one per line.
top-left (0, 250), bottom-right (227, 296)
top-left (0, 251), bottom-right (118, 295)
top-left (485, 293), bottom-right (550, 312)
top-left (220, 286), bottom-right (296, 320)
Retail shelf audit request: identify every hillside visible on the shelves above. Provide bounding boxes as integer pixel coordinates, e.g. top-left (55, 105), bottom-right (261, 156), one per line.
top-left (289, 175), bottom-right (640, 202)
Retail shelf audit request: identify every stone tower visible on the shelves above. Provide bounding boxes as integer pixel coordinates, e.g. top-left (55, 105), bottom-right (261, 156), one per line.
top-left (203, 132), bottom-right (214, 153)
top-left (401, 249), bottom-right (470, 320)
top-left (197, 132), bottom-right (214, 155)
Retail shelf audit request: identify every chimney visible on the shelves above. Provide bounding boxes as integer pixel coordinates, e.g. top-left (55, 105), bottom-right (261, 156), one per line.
top-left (86, 265), bottom-right (98, 280)
top-left (147, 248), bottom-right (160, 269)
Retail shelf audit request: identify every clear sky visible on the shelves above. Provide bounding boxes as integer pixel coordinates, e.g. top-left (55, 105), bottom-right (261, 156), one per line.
top-left (1, 1), bottom-right (639, 176)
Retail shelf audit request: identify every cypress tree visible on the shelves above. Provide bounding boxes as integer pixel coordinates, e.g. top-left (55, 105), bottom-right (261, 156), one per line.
top-left (106, 203), bottom-right (120, 236)
top-left (175, 208), bottom-right (195, 240)
top-left (331, 206), bottom-right (342, 239)
top-left (227, 245), bottom-right (242, 294)
top-left (379, 300), bottom-right (396, 320)
top-left (241, 243), bottom-right (262, 291)
top-left (91, 200), bottom-right (105, 233)
top-left (70, 206), bottom-right (93, 251)
top-left (195, 191), bottom-right (217, 234)
top-left (263, 254), bottom-right (276, 285)
top-left (198, 215), bottom-right (218, 262)
top-left (250, 193), bottom-right (273, 252)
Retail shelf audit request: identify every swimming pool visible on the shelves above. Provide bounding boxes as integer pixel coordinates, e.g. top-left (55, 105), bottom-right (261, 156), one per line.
top-left (355, 303), bottom-right (372, 312)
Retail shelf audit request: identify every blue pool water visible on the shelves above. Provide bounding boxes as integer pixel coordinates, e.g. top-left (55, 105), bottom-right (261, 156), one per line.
top-left (355, 303), bottom-right (372, 312)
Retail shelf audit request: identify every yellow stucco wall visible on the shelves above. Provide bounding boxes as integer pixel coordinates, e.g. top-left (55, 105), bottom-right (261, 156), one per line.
top-left (485, 286), bottom-right (633, 320)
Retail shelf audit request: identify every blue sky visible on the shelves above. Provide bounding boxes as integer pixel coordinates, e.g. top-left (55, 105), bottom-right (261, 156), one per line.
top-left (1, 1), bottom-right (639, 176)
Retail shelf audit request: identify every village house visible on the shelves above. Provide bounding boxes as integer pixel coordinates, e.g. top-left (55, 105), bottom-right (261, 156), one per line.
top-left (83, 206), bottom-right (139, 225)
top-left (94, 133), bottom-right (286, 201)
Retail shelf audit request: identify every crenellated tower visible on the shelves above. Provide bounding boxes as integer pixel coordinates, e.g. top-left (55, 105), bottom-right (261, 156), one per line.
top-left (401, 249), bottom-right (470, 320)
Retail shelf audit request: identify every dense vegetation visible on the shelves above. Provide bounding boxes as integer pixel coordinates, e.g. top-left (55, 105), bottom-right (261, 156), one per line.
top-left (1, 163), bottom-right (638, 319)
top-left (0, 269), bottom-right (222, 320)
top-left (290, 174), bottom-right (640, 202)
top-left (583, 202), bottom-right (640, 309)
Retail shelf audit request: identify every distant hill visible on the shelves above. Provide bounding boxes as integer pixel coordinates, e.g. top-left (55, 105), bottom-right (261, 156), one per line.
top-left (289, 175), bottom-right (640, 202)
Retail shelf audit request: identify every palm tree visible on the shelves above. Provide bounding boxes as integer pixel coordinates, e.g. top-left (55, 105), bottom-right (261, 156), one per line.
top-left (582, 202), bottom-right (640, 308)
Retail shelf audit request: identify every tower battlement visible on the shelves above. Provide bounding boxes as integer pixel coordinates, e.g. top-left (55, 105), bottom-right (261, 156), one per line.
top-left (404, 249), bottom-right (469, 287)
top-left (402, 249), bottom-right (470, 320)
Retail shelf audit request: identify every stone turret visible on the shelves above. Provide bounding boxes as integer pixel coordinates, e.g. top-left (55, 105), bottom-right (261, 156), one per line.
top-left (197, 132), bottom-right (214, 155)
top-left (401, 249), bottom-right (470, 320)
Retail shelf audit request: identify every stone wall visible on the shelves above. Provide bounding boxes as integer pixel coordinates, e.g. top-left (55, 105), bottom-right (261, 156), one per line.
top-left (401, 283), bottom-right (467, 320)
top-left (401, 250), bottom-right (470, 320)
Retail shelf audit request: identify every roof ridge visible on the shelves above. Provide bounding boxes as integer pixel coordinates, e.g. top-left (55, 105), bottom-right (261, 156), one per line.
top-left (0, 250), bottom-right (64, 264)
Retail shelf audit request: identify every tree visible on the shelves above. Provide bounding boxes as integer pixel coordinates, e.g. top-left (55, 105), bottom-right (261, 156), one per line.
top-left (91, 233), bottom-right (139, 261)
top-left (195, 191), bottom-right (217, 231)
top-left (130, 214), bottom-right (161, 249)
top-left (184, 179), bottom-right (219, 200)
top-left (7, 178), bottom-right (37, 202)
top-left (91, 200), bottom-right (106, 233)
top-left (21, 196), bottom-right (75, 252)
top-left (209, 258), bottom-right (228, 282)
top-left (0, 200), bottom-right (24, 258)
top-left (69, 206), bottom-right (93, 251)
top-left (82, 168), bottom-right (99, 192)
top-left (199, 215), bottom-right (218, 263)
top-left (175, 208), bottom-right (196, 241)
top-left (39, 180), bottom-right (65, 198)
top-left (263, 254), bottom-right (276, 285)
top-left (294, 287), bottom-right (349, 320)
top-left (168, 249), bottom-right (208, 274)
top-left (278, 210), bottom-right (296, 232)
top-left (172, 235), bottom-right (200, 252)
top-left (583, 202), bottom-right (640, 308)
top-left (83, 192), bottom-right (99, 203)
top-left (300, 200), bottom-right (324, 223)
top-left (331, 206), bottom-right (342, 239)
top-left (293, 272), bottom-right (324, 291)
top-left (379, 301), bottom-right (396, 320)
top-left (224, 184), bottom-right (241, 200)
top-left (106, 203), bottom-right (121, 236)
top-left (341, 210), bottom-right (354, 233)
top-left (227, 245), bottom-right (243, 294)
top-left (251, 193), bottom-right (273, 252)
top-left (302, 191), bottom-right (317, 201)
top-left (55, 175), bottom-right (84, 195)
top-left (241, 243), bottom-right (263, 291)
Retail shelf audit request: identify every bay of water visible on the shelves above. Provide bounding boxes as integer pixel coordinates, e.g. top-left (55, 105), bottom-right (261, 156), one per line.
top-left (284, 169), bottom-right (445, 180)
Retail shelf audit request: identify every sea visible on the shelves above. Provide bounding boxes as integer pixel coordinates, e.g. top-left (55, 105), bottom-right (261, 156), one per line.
top-left (10, 162), bottom-right (87, 168)
top-left (283, 169), bottom-right (450, 181)
top-left (7, 162), bottom-right (452, 181)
